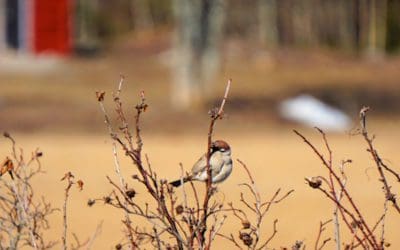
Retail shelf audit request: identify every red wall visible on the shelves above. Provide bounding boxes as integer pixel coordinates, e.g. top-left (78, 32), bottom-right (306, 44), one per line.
top-left (33, 0), bottom-right (72, 55)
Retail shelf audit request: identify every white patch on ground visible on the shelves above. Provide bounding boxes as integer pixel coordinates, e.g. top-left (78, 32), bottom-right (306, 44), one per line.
top-left (279, 94), bottom-right (351, 132)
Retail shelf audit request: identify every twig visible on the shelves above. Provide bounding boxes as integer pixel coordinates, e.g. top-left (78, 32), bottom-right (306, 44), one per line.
top-left (85, 221), bottom-right (103, 250)
top-left (380, 199), bottom-right (388, 248)
top-left (294, 129), bottom-right (379, 249)
top-left (208, 214), bottom-right (227, 248)
top-left (314, 219), bottom-right (332, 250)
top-left (201, 79), bottom-right (232, 247)
top-left (61, 172), bottom-right (74, 250)
top-left (221, 159), bottom-right (293, 250)
top-left (97, 80), bottom-right (184, 249)
top-left (111, 142), bottom-right (135, 246)
top-left (359, 106), bottom-right (400, 213)
top-left (258, 219), bottom-right (278, 249)
top-left (216, 233), bottom-right (243, 249)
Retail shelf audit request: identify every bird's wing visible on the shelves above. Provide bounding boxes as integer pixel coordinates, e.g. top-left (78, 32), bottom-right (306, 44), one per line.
top-left (191, 152), bottom-right (224, 177)
top-left (191, 154), bottom-right (207, 175)
top-left (209, 152), bottom-right (225, 176)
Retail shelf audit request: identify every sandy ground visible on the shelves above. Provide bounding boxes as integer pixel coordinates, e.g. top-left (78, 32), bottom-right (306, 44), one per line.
top-left (1, 120), bottom-right (399, 249)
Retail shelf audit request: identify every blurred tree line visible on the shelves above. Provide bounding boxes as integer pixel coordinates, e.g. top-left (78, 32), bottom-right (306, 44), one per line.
top-left (76, 0), bottom-right (400, 54)
top-left (75, 0), bottom-right (400, 107)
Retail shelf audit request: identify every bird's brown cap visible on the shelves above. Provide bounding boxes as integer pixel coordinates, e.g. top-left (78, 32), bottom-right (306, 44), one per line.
top-left (212, 140), bottom-right (230, 151)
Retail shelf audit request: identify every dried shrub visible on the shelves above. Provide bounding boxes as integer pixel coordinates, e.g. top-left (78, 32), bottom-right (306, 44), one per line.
top-left (92, 77), bottom-right (293, 249)
top-left (0, 133), bottom-right (57, 249)
top-left (295, 106), bottom-right (400, 250)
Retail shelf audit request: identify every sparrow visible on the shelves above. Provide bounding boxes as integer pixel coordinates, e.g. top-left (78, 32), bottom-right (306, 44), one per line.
top-left (170, 140), bottom-right (233, 187)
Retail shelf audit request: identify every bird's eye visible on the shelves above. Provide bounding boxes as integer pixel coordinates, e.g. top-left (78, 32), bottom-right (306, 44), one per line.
top-left (220, 148), bottom-right (225, 152)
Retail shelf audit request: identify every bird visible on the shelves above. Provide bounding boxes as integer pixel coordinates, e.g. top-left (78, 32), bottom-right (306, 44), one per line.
top-left (169, 140), bottom-right (233, 187)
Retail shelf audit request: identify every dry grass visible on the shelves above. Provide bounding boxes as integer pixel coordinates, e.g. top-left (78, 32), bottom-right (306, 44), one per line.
top-left (1, 120), bottom-right (399, 248)
top-left (1, 47), bottom-right (400, 133)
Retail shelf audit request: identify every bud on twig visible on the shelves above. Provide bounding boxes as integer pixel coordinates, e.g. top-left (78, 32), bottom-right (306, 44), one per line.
top-left (103, 196), bottom-right (112, 204)
top-left (239, 232), bottom-right (253, 246)
top-left (61, 172), bottom-right (74, 181)
top-left (175, 205), bottom-right (184, 215)
top-left (96, 91), bottom-right (105, 102)
top-left (125, 189), bottom-right (136, 199)
top-left (87, 199), bottom-right (96, 207)
top-left (77, 180), bottom-right (84, 191)
top-left (242, 220), bottom-right (251, 229)
top-left (359, 106), bottom-right (370, 133)
top-left (305, 177), bottom-right (322, 189)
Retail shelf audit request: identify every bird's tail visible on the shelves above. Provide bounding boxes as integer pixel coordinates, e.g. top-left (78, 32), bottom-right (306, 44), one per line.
top-left (169, 177), bottom-right (191, 187)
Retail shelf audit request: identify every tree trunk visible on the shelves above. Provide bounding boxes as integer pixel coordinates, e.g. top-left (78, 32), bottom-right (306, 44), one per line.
top-left (76, 0), bottom-right (102, 50)
top-left (366, 0), bottom-right (387, 57)
top-left (258, 0), bottom-right (278, 49)
top-left (201, 0), bottom-right (225, 92)
top-left (130, 0), bottom-right (153, 31)
top-left (338, 0), bottom-right (355, 50)
top-left (357, 0), bottom-right (369, 51)
top-left (171, 0), bottom-right (225, 110)
top-left (277, 0), bottom-right (294, 46)
top-left (171, 0), bottom-right (201, 109)
top-left (292, 0), bottom-right (316, 47)
top-left (0, 0), bottom-right (5, 51)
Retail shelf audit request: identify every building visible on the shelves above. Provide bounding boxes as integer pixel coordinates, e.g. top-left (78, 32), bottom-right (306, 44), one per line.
top-left (1, 0), bottom-right (72, 56)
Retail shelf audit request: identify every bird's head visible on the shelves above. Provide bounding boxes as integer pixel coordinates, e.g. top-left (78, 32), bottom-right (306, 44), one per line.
top-left (211, 140), bottom-right (231, 153)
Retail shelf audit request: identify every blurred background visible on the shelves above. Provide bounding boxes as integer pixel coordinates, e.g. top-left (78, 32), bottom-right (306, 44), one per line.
top-left (1, 0), bottom-right (400, 248)
top-left (1, 0), bottom-right (400, 133)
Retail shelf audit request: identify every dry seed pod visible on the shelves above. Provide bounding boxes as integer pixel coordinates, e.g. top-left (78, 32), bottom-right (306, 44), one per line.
top-left (125, 189), bottom-right (136, 199)
top-left (306, 177), bottom-right (322, 189)
top-left (242, 220), bottom-right (251, 229)
top-left (175, 205), bottom-right (184, 215)
top-left (87, 199), bottom-right (96, 207)
top-left (96, 91), bottom-right (105, 102)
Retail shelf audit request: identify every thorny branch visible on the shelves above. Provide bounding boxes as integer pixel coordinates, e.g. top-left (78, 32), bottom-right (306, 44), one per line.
top-left (94, 78), bottom-right (236, 249)
top-left (359, 106), bottom-right (400, 214)
top-left (296, 106), bottom-right (400, 249)
top-left (0, 133), bottom-right (57, 250)
top-left (93, 77), bottom-right (294, 249)
top-left (314, 219), bottom-right (332, 250)
top-left (220, 159), bottom-right (293, 249)
top-left (295, 129), bottom-right (379, 249)
top-left (201, 78), bottom-right (231, 249)
top-left (61, 172), bottom-right (84, 250)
